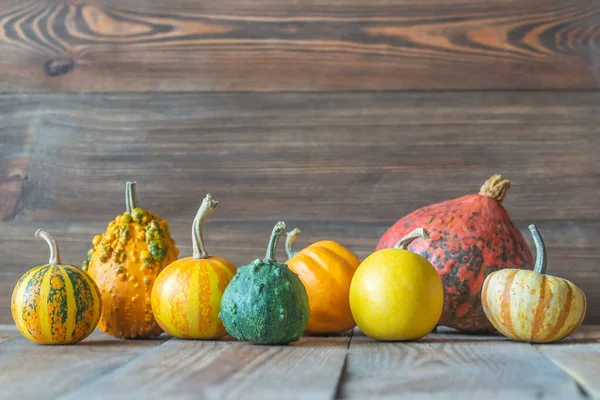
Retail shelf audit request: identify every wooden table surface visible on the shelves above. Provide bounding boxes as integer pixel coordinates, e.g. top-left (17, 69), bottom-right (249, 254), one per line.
top-left (1, 325), bottom-right (598, 400)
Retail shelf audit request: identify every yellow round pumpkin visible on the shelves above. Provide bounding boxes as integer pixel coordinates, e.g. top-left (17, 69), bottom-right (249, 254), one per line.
top-left (12, 230), bottom-right (102, 345)
top-left (285, 228), bottom-right (359, 334)
top-left (151, 194), bottom-right (236, 339)
top-left (482, 224), bottom-right (586, 343)
top-left (349, 228), bottom-right (443, 341)
top-left (83, 182), bottom-right (179, 339)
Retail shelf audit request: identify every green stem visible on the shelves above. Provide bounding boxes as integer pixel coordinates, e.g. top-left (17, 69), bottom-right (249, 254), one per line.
top-left (35, 229), bottom-right (61, 264)
top-left (125, 181), bottom-right (139, 214)
top-left (529, 224), bottom-right (547, 274)
top-left (264, 221), bottom-right (286, 263)
top-left (285, 228), bottom-right (302, 259)
top-left (192, 194), bottom-right (219, 259)
top-left (393, 228), bottom-right (430, 250)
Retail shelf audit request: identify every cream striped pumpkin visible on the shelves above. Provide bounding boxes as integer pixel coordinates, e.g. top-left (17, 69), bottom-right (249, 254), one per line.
top-left (11, 230), bottom-right (102, 345)
top-left (151, 194), bottom-right (236, 339)
top-left (482, 224), bottom-right (586, 343)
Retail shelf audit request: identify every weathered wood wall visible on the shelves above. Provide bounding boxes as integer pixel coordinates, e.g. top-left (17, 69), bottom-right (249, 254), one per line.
top-left (2, 0), bottom-right (600, 91)
top-left (0, 0), bottom-right (599, 324)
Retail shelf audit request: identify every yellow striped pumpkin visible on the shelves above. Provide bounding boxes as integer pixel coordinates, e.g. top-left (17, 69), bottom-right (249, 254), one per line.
top-left (151, 194), bottom-right (236, 339)
top-left (11, 230), bottom-right (102, 345)
top-left (482, 224), bottom-right (586, 343)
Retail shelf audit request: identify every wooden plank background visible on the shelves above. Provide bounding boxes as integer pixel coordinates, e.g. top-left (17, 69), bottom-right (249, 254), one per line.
top-left (1, 0), bottom-right (599, 327)
top-left (1, 0), bottom-right (600, 91)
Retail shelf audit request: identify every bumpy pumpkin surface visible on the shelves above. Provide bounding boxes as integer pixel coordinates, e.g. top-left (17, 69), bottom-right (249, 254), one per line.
top-left (151, 194), bottom-right (236, 339)
top-left (220, 222), bottom-right (310, 345)
top-left (83, 182), bottom-right (178, 339)
top-left (285, 228), bottom-right (359, 334)
top-left (12, 230), bottom-right (101, 345)
top-left (377, 175), bottom-right (533, 332)
top-left (482, 225), bottom-right (586, 343)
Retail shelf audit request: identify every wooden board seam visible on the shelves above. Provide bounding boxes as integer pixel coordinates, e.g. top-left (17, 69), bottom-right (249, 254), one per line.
top-left (56, 335), bottom-right (178, 398)
top-left (333, 329), bottom-right (354, 400)
top-left (4, 89), bottom-right (600, 96)
top-left (532, 345), bottom-right (595, 399)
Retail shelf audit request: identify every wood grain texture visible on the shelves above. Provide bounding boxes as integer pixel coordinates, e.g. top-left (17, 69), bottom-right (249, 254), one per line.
top-left (0, 325), bottom-right (21, 344)
top-left (539, 345), bottom-right (600, 399)
top-left (63, 334), bottom-right (351, 399)
top-left (0, 325), bottom-right (598, 398)
top-left (0, 331), bottom-right (169, 399)
top-left (339, 329), bottom-right (586, 399)
top-left (1, 0), bottom-right (600, 92)
top-left (1, 91), bottom-right (599, 223)
top-left (0, 91), bottom-right (599, 324)
top-left (537, 326), bottom-right (600, 399)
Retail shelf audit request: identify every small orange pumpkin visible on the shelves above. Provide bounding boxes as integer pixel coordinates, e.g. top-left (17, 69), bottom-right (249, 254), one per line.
top-left (151, 194), bottom-right (236, 339)
top-left (285, 228), bottom-right (360, 334)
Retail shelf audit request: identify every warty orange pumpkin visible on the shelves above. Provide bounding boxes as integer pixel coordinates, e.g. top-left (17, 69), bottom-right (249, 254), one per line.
top-left (151, 194), bottom-right (237, 339)
top-left (83, 181), bottom-right (179, 339)
top-left (12, 229), bottom-right (102, 344)
top-left (285, 228), bottom-right (360, 334)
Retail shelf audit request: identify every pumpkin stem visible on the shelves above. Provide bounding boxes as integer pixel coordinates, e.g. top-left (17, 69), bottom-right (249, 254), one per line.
top-left (285, 228), bottom-right (302, 259)
top-left (192, 194), bottom-right (219, 259)
top-left (479, 174), bottom-right (511, 203)
top-left (35, 229), bottom-right (61, 265)
top-left (393, 228), bottom-right (430, 250)
top-left (529, 224), bottom-right (547, 274)
top-left (264, 221), bottom-right (286, 263)
top-left (125, 181), bottom-right (139, 214)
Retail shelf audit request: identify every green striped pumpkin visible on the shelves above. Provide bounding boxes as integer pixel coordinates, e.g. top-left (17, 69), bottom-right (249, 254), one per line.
top-left (11, 230), bottom-right (102, 345)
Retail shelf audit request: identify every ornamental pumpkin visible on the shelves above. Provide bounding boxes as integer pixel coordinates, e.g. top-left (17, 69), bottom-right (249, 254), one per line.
top-left (220, 222), bottom-right (310, 345)
top-left (151, 194), bottom-right (236, 339)
top-left (377, 174), bottom-right (533, 332)
top-left (83, 181), bottom-right (179, 339)
top-left (350, 228), bottom-right (444, 341)
top-left (12, 229), bottom-right (102, 345)
top-left (285, 228), bottom-right (359, 334)
top-left (482, 224), bottom-right (586, 343)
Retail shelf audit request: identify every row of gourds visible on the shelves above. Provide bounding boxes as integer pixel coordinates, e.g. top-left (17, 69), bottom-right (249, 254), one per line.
top-left (11, 175), bottom-right (587, 345)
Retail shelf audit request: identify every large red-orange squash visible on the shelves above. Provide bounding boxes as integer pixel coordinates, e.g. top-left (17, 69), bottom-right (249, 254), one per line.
top-left (377, 175), bottom-right (533, 332)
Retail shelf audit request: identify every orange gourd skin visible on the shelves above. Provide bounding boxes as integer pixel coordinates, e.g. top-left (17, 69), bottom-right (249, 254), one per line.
top-left (83, 183), bottom-right (179, 339)
top-left (151, 256), bottom-right (236, 339)
top-left (286, 235), bottom-right (360, 334)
